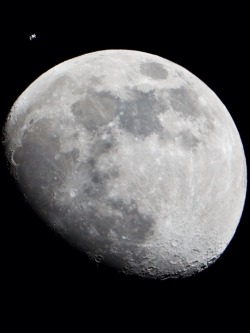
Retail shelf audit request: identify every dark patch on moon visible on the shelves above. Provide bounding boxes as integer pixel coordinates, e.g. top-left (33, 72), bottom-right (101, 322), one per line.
top-left (75, 158), bottom-right (119, 198)
top-left (70, 147), bottom-right (80, 163)
top-left (117, 90), bottom-right (164, 138)
top-left (75, 195), bottom-right (155, 246)
top-left (49, 75), bottom-right (72, 91)
top-left (169, 86), bottom-right (200, 119)
top-left (89, 75), bottom-right (105, 85)
top-left (91, 133), bottom-right (115, 157)
top-left (140, 62), bottom-right (168, 80)
top-left (108, 198), bottom-right (156, 242)
top-left (71, 88), bottom-right (166, 139)
top-left (92, 167), bottom-right (119, 185)
top-left (43, 75), bottom-right (79, 105)
top-left (177, 129), bottom-right (200, 149)
top-left (12, 118), bottom-right (67, 209)
top-left (166, 86), bottom-right (216, 140)
top-left (71, 90), bottom-right (118, 131)
top-left (159, 127), bottom-right (200, 151)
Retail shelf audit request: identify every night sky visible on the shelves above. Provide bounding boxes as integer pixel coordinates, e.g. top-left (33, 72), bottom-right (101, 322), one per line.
top-left (1, 5), bottom-right (249, 327)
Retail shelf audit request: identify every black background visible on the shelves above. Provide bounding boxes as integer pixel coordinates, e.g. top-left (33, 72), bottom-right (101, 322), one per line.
top-left (1, 5), bottom-right (249, 327)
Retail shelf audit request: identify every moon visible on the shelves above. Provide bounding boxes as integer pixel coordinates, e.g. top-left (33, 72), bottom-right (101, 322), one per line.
top-left (3, 50), bottom-right (247, 279)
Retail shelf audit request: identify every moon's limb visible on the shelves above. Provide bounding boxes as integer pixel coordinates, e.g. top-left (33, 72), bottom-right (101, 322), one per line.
top-left (3, 50), bottom-right (247, 279)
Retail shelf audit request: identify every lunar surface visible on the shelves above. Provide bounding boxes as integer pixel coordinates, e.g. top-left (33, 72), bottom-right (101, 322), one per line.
top-left (3, 50), bottom-right (247, 279)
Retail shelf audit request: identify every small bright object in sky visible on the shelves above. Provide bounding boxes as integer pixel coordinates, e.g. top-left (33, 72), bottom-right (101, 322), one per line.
top-left (29, 34), bottom-right (36, 41)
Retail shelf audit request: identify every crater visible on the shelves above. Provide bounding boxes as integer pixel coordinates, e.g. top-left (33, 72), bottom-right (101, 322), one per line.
top-left (140, 62), bottom-right (168, 80)
top-left (13, 146), bottom-right (22, 165)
